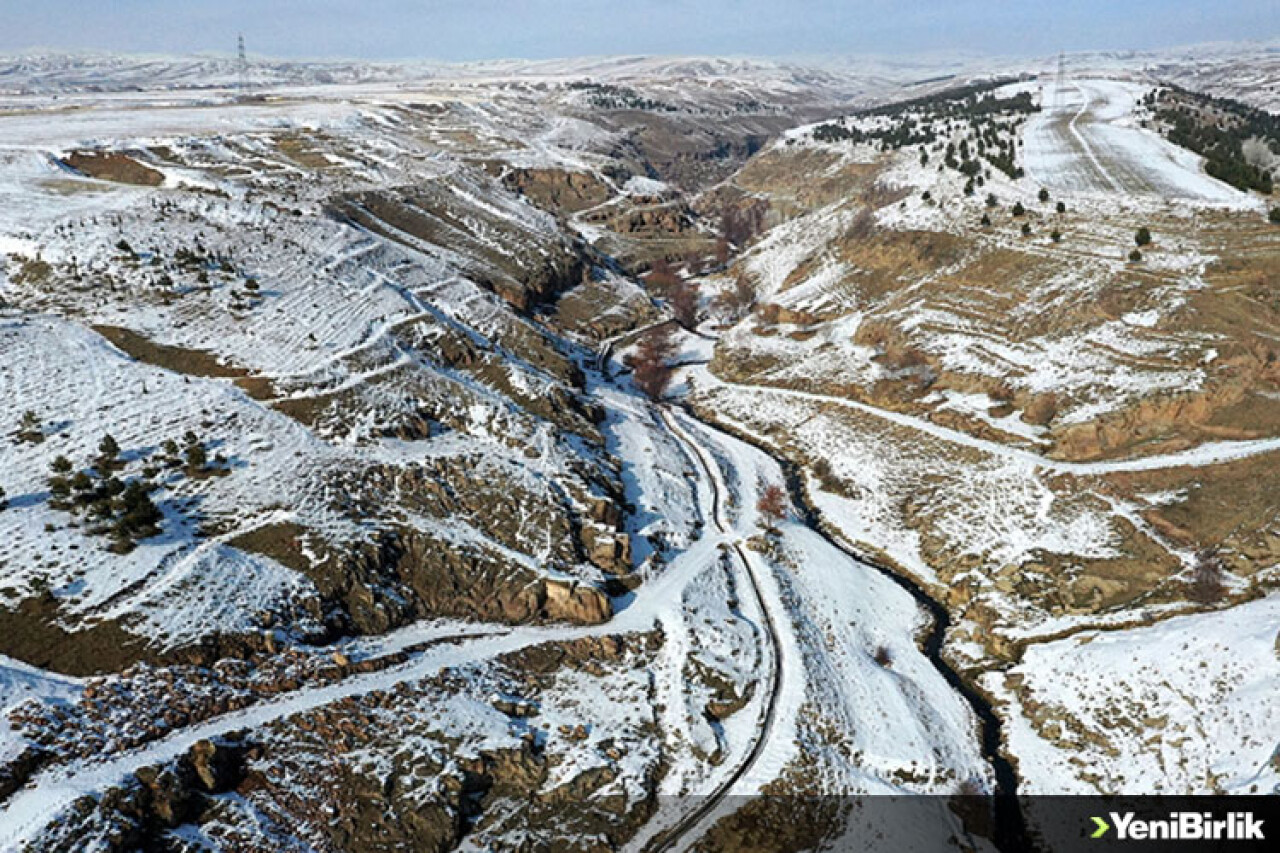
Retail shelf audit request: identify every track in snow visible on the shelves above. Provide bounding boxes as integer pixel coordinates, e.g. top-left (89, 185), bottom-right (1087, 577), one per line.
top-left (641, 408), bottom-right (786, 853)
top-left (713, 378), bottom-right (1280, 476)
top-left (1022, 79), bottom-right (1245, 203)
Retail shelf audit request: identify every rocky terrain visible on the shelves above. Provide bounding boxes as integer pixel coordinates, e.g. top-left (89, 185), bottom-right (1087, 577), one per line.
top-left (0, 43), bottom-right (1276, 852)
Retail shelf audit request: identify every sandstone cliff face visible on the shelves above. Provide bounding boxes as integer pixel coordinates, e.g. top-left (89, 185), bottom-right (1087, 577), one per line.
top-left (1051, 382), bottom-right (1250, 461)
top-left (497, 166), bottom-right (614, 214)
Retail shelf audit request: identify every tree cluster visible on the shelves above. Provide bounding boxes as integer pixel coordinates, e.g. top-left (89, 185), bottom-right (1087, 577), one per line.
top-left (1149, 86), bottom-right (1277, 194)
top-left (47, 435), bottom-right (163, 553)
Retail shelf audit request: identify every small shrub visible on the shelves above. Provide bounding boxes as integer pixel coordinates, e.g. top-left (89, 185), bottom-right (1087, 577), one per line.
top-left (1011, 202), bottom-right (1025, 217)
top-left (1038, 188), bottom-right (1050, 202)
top-left (1269, 207), bottom-right (1280, 224)
top-left (1020, 222), bottom-right (1032, 236)
top-left (1056, 201), bottom-right (1066, 214)
top-left (1188, 548), bottom-right (1227, 604)
top-left (1129, 248), bottom-right (1143, 263)
top-left (1050, 228), bottom-right (1062, 243)
top-left (1135, 226), bottom-right (1152, 247)
top-left (873, 645), bottom-right (893, 667)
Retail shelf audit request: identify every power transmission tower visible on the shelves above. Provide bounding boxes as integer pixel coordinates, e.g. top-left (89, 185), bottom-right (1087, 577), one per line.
top-left (237, 34), bottom-right (247, 95)
top-left (1053, 52), bottom-right (1066, 110)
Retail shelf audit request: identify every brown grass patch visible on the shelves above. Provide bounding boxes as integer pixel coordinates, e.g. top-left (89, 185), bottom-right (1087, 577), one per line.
top-left (63, 151), bottom-right (163, 186)
top-left (93, 325), bottom-right (274, 399)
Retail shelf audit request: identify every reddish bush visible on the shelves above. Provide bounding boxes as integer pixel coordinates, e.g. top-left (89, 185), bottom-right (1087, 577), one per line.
top-left (757, 483), bottom-right (787, 528)
top-left (630, 326), bottom-right (676, 401)
top-left (669, 280), bottom-right (701, 330)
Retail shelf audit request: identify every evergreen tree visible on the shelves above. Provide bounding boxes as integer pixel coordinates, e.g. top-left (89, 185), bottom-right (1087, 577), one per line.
top-left (1135, 226), bottom-right (1152, 247)
top-left (17, 410), bottom-right (42, 443)
top-left (97, 434), bottom-right (122, 472)
top-left (184, 441), bottom-right (209, 474)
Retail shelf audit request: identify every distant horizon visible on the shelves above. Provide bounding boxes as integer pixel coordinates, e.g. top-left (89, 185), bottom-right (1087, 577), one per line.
top-left (1, 36), bottom-right (1275, 69)
top-left (0, 1), bottom-right (1273, 65)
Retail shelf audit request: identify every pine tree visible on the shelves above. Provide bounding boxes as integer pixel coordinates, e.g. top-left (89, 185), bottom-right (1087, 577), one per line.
top-left (1038, 188), bottom-right (1050, 203)
top-left (97, 434), bottom-right (122, 472)
top-left (1135, 226), bottom-right (1152, 247)
top-left (184, 441), bottom-right (209, 475)
top-left (17, 410), bottom-right (42, 443)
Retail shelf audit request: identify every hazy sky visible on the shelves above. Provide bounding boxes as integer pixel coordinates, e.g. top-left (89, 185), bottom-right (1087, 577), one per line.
top-left (0, 1), bottom-right (1274, 61)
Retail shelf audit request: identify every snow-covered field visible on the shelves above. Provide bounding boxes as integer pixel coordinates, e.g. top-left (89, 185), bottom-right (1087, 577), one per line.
top-left (991, 592), bottom-right (1280, 795)
top-left (1023, 79), bottom-right (1248, 203)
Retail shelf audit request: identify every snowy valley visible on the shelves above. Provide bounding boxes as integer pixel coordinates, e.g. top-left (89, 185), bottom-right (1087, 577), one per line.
top-left (0, 42), bottom-right (1276, 852)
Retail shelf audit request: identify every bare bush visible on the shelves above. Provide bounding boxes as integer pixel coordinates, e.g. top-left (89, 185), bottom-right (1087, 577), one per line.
top-left (669, 280), bottom-right (701, 330)
top-left (628, 326), bottom-right (677, 401)
top-left (1189, 548), bottom-right (1227, 604)
top-left (853, 318), bottom-right (895, 350)
top-left (845, 207), bottom-right (879, 241)
top-left (644, 258), bottom-right (681, 293)
top-left (757, 483), bottom-right (787, 529)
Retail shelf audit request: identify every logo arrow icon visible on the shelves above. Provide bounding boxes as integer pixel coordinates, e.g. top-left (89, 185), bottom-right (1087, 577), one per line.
top-left (1091, 816), bottom-right (1111, 838)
